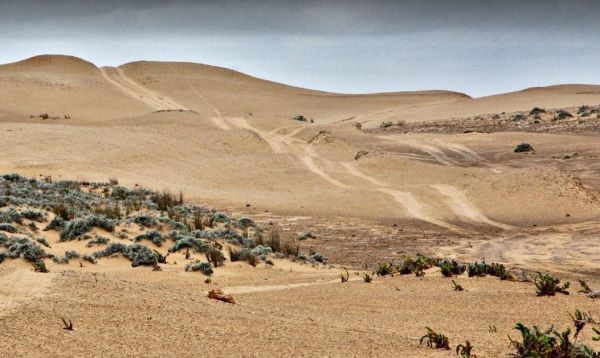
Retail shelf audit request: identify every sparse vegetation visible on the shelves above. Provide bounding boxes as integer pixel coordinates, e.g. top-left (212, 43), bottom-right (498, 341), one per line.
top-left (514, 143), bottom-right (534, 153)
top-left (456, 341), bottom-right (476, 358)
top-left (185, 261), bottom-right (213, 275)
top-left (508, 313), bottom-right (598, 357)
top-left (420, 327), bottom-right (450, 350)
top-left (535, 272), bottom-right (570, 296)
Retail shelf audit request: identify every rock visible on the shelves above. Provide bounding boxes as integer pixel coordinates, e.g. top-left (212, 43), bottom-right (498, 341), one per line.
top-left (588, 290), bottom-right (600, 299)
top-left (510, 113), bottom-right (527, 121)
top-left (207, 289), bottom-right (235, 304)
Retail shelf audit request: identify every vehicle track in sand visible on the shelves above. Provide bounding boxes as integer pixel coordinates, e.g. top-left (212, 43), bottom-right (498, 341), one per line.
top-left (168, 64), bottom-right (231, 130)
top-left (224, 118), bottom-right (508, 231)
top-left (103, 75), bottom-right (508, 231)
top-left (99, 67), bottom-right (184, 110)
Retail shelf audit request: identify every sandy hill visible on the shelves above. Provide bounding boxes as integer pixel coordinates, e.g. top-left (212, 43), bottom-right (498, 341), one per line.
top-left (0, 54), bottom-right (599, 230)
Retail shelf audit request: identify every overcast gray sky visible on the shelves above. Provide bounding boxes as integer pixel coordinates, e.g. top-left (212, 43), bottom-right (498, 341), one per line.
top-left (2, 0), bottom-right (599, 97)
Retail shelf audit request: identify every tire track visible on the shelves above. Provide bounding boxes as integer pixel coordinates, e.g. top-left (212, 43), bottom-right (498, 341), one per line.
top-left (99, 67), bottom-right (184, 110)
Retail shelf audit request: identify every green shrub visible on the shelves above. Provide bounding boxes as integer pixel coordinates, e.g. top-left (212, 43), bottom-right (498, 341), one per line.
top-left (535, 272), bottom-right (569, 296)
top-left (508, 320), bottom-right (597, 357)
top-left (420, 327), bottom-right (450, 349)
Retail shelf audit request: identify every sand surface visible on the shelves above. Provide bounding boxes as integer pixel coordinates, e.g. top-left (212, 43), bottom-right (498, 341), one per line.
top-left (1, 54), bottom-right (600, 357)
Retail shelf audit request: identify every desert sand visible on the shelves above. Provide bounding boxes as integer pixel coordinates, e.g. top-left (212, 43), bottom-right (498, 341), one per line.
top-left (0, 55), bottom-right (599, 357)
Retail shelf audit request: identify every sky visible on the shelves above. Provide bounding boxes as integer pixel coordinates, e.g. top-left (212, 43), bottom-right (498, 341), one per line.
top-left (1, 0), bottom-right (600, 97)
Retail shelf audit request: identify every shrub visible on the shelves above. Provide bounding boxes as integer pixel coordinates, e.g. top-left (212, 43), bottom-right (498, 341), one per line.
top-left (35, 237), bottom-right (51, 248)
top-left (578, 280), bottom-right (593, 294)
top-left (185, 261), bottom-right (213, 275)
top-left (52, 203), bottom-right (75, 221)
top-left (292, 115), bottom-right (307, 122)
top-left (20, 209), bottom-right (45, 222)
top-left (380, 121), bottom-right (393, 128)
top-left (33, 259), bottom-right (48, 273)
top-left (309, 252), bottom-right (326, 263)
top-left (452, 280), bottom-right (464, 291)
top-left (297, 231), bottom-right (316, 240)
top-left (153, 250), bottom-right (169, 264)
top-left (132, 215), bottom-right (156, 227)
top-left (0, 223), bottom-right (17, 233)
top-left (168, 235), bottom-right (209, 253)
top-left (535, 272), bottom-right (569, 296)
top-left (229, 247), bottom-right (251, 262)
top-left (376, 262), bottom-right (395, 276)
top-left (92, 243), bottom-right (157, 267)
top-left (363, 273), bottom-right (372, 283)
top-left (529, 107), bottom-right (546, 116)
top-left (60, 216), bottom-right (115, 241)
top-left (514, 143), bottom-right (534, 153)
top-left (340, 268), bottom-right (349, 283)
top-left (134, 231), bottom-right (165, 246)
top-left (438, 258), bottom-right (466, 277)
top-left (44, 217), bottom-right (65, 231)
top-left (420, 327), bottom-right (450, 349)
top-left (82, 254), bottom-right (97, 264)
top-left (456, 341), bottom-right (476, 358)
top-left (205, 246), bottom-right (225, 267)
top-left (3, 237), bottom-right (48, 262)
top-left (0, 252), bottom-right (6, 264)
top-left (555, 110), bottom-right (573, 120)
top-left (508, 320), bottom-right (597, 357)
top-left (65, 250), bottom-right (80, 260)
top-left (86, 236), bottom-right (109, 247)
top-left (237, 217), bottom-right (255, 228)
top-left (511, 113), bottom-right (527, 121)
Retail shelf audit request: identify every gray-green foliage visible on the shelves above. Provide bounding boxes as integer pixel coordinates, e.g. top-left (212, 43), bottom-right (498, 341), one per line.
top-left (134, 230), bottom-right (165, 246)
top-left (60, 216), bottom-right (115, 241)
top-left (0, 223), bottom-right (17, 233)
top-left (91, 242), bottom-right (157, 267)
top-left (185, 261), bottom-right (213, 275)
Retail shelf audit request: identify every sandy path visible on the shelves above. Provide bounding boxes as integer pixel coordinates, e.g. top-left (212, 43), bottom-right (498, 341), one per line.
top-left (168, 64), bottom-right (231, 130)
top-left (99, 67), bottom-right (183, 110)
top-left (431, 184), bottom-right (512, 230)
top-left (226, 277), bottom-right (362, 294)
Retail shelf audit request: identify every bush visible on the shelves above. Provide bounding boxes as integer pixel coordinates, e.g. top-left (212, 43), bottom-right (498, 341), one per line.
top-left (60, 216), bottom-right (115, 241)
top-left (185, 261), bottom-right (213, 275)
top-left (92, 243), bottom-right (157, 267)
top-left (205, 246), bottom-right (225, 267)
top-left (168, 235), bottom-right (209, 253)
top-left (35, 237), bottom-right (51, 248)
top-left (86, 236), bottom-right (109, 247)
top-left (508, 320), bottom-right (597, 357)
top-left (0, 252), bottom-right (6, 264)
top-left (555, 110), bottom-right (573, 120)
top-left (134, 231), bottom-right (165, 246)
top-left (535, 272), bottom-right (569, 296)
top-left (0, 223), bottom-right (17, 233)
top-left (132, 215), bottom-right (156, 227)
top-left (292, 115), bottom-right (307, 122)
top-left (2, 237), bottom-right (48, 262)
top-left (420, 327), bottom-right (450, 349)
top-left (514, 143), bottom-right (534, 153)
top-left (44, 217), bottom-right (65, 231)
top-left (511, 114), bottom-right (527, 121)
top-left (529, 107), bottom-right (546, 116)
top-left (20, 209), bottom-right (45, 222)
